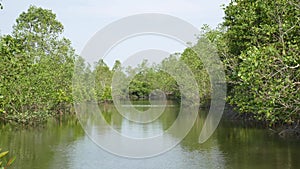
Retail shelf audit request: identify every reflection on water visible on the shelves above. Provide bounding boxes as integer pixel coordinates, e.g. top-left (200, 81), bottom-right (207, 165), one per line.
top-left (0, 117), bottom-right (84, 169)
top-left (75, 100), bottom-right (201, 158)
top-left (0, 101), bottom-right (299, 169)
top-left (100, 102), bottom-right (178, 138)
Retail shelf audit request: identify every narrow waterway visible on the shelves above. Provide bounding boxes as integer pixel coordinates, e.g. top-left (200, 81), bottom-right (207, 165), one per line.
top-left (0, 101), bottom-right (299, 169)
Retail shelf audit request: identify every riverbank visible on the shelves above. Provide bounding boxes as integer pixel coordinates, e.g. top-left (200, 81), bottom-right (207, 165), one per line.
top-left (222, 103), bottom-right (300, 139)
top-left (1, 99), bottom-right (299, 139)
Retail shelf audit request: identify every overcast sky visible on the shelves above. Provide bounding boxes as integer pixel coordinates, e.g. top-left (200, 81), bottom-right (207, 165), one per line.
top-left (0, 0), bottom-right (230, 66)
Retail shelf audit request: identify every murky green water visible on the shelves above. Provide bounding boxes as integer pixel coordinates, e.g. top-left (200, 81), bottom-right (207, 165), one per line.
top-left (1, 101), bottom-right (299, 169)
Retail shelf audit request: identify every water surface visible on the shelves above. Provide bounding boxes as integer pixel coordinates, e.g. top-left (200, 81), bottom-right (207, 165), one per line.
top-left (0, 101), bottom-right (299, 169)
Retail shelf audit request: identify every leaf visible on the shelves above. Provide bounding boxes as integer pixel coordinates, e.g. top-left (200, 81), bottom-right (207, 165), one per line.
top-left (6, 156), bottom-right (16, 166)
top-left (0, 151), bottom-right (8, 158)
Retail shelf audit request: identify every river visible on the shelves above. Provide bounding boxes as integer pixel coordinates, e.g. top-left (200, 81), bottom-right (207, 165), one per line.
top-left (0, 101), bottom-right (299, 169)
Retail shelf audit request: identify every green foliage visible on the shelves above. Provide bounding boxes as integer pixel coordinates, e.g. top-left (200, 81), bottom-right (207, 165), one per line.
top-left (73, 58), bottom-right (95, 102)
top-left (230, 45), bottom-right (300, 124)
top-left (127, 60), bottom-right (153, 99)
top-left (90, 46), bottom-right (212, 103)
top-left (94, 59), bottom-right (113, 101)
top-left (0, 6), bottom-right (75, 124)
top-left (223, 0), bottom-right (300, 125)
top-left (180, 47), bottom-right (210, 100)
top-left (110, 51), bottom-right (211, 103)
top-left (0, 148), bottom-right (15, 169)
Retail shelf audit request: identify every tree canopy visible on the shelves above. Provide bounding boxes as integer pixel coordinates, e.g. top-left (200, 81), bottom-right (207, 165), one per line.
top-left (223, 0), bottom-right (300, 125)
top-left (0, 6), bottom-right (76, 124)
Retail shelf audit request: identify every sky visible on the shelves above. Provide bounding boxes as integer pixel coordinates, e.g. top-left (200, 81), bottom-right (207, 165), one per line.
top-left (0, 0), bottom-right (230, 67)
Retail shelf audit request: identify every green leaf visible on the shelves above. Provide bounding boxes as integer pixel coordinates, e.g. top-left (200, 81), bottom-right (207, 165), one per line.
top-left (0, 151), bottom-right (8, 158)
top-left (6, 156), bottom-right (16, 166)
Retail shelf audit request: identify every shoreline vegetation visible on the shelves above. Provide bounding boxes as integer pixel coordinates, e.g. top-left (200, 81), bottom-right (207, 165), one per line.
top-left (1, 1), bottom-right (300, 137)
top-left (222, 104), bottom-right (300, 138)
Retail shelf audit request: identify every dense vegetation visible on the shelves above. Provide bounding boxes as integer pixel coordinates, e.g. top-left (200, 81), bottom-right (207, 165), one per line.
top-left (1, 1), bottom-right (300, 129)
top-left (0, 6), bottom-right (75, 124)
top-left (74, 53), bottom-right (208, 103)
top-left (222, 0), bottom-right (300, 126)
